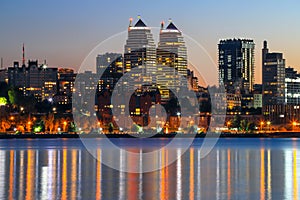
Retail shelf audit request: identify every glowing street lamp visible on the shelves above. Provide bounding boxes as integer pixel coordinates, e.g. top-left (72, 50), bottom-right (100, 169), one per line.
top-left (176, 112), bottom-right (181, 128)
top-left (266, 121), bottom-right (271, 131)
top-left (227, 121), bottom-right (231, 128)
top-left (260, 121), bottom-right (264, 131)
top-left (27, 121), bottom-right (32, 132)
top-left (292, 121), bottom-right (297, 131)
top-left (63, 121), bottom-right (67, 132)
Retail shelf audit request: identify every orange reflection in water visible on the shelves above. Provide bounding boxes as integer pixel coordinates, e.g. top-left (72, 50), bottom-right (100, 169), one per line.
top-left (71, 150), bottom-right (77, 200)
top-left (260, 149), bottom-right (265, 200)
top-left (8, 150), bottom-right (14, 200)
top-left (96, 149), bottom-right (102, 200)
top-left (189, 148), bottom-right (194, 200)
top-left (160, 149), bottom-right (169, 200)
top-left (61, 149), bottom-right (67, 200)
top-left (293, 149), bottom-right (298, 200)
top-left (18, 151), bottom-right (24, 200)
top-left (267, 150), bottom-right (272, 199)
top-left (227, 149), bottom-right (231, 200)
top-left (25, 150), bottom-right (35, 200)
top-left (127, 149), bottom-right (139, 200)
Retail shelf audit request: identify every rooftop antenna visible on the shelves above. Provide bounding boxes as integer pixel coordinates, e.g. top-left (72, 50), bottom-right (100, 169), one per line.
top-left (22, 43), bottom-right (25, 66)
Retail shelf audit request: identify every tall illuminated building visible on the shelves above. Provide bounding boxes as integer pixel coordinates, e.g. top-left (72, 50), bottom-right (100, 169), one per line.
top-left (157, 20), bottom-right (187, 76)
top-left (218, 39), bottom-right (255, 94)
top-left (157, 20), bottom-right (188, 99)
top-left (124, 16), bottom-right (156, 87)
top-left (262, 41), bottom-right (285, 105)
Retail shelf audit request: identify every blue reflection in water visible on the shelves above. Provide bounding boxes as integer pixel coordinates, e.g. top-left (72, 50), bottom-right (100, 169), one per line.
top-left (0, 138), bottom-right (299, 199)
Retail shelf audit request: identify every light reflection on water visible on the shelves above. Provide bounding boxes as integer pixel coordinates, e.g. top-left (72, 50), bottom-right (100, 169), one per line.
top-left (0, 138), bottom-right (299, 199)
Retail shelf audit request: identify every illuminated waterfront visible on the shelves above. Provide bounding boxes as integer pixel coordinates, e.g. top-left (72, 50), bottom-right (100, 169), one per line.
top-left (0, 138), bottom-right (299, 199)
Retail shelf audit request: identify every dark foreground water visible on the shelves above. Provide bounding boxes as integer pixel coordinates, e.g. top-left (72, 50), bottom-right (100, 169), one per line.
top-left (0, 138), bottom-right (299, 199)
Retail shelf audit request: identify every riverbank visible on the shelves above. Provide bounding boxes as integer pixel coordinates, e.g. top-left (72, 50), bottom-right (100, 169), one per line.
top-left (0, 132), bottom-right (300, 139)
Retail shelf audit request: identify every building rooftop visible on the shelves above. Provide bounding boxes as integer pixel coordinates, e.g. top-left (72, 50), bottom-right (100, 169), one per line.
top-left (166, 22), bottom-right (178, 30)
top-left (134, 19), bottom-right (147, 27)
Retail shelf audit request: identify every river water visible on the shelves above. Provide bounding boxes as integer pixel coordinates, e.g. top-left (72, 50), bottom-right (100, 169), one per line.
top-left (0, 138), bottom-right (299, 199)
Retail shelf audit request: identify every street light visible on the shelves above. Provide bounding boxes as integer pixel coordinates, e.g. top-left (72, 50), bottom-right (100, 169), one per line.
top-left (266, 121), bottom-right (271, 132)
top-left (292, 121), bottom-right (297, 131)
top-left (63, 121), bottom-right (67, 132)
top-left (260, 121), bottom-right (264, 132)
top-left (227, 121), bottom-right (231, 128)
top-left (27, 121), bottom-right (32, 132)
top-left (176, 112), bottom-right (181, 129)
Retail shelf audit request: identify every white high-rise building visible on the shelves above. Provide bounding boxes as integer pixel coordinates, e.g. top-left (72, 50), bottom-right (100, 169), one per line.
top-left (157, 20), bottom-right (188, 99)
top-left (157, 20), bottom-right (188, 76)
top-left (124, 17), bottom-right (156, 87)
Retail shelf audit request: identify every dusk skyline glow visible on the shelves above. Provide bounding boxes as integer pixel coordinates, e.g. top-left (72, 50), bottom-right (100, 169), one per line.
top-left (1, 0), bottom-right (300, 83)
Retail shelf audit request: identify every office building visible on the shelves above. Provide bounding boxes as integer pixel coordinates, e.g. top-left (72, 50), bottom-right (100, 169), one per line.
top-left (8, 60), bottom-right (58, 101)
top-left (285, 67), bottom-right (300, 104)
top-left (124, 17), bottom-right (156, 88)
top-left (218, 39), bottom-right (255, 94)
top-left (262, 41), bottom-right (285, 105)
top-left (157, 20), bottom-right (188, 99)
top-left (96, 53), bottom-right (122, 75)
top-left (97, 54), bottom-right (123, 93)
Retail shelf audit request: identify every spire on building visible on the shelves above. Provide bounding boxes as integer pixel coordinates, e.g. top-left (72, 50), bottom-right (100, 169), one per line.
top-left (263, 40), bottom-right (268, 49)
top-left (22, 43), bottom-right (25, 66)
top-left (161, 21), bottom-right (164, 29)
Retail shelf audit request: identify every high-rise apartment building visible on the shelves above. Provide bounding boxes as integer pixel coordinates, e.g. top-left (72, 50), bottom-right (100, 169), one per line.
top-left (218, 39), bottom-right (255, 94)
top-left (262, 41), bottom-right (285, 105)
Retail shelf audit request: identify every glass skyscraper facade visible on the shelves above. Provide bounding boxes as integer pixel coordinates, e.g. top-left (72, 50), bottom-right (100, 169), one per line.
top-left (262, 41), bottom-right (286, 105)
top-left (218, 39), bottom-right (255, 94)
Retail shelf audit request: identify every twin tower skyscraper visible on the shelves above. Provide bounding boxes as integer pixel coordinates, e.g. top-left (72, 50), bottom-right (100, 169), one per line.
top-left (123, 17), bottom-right (188, 98)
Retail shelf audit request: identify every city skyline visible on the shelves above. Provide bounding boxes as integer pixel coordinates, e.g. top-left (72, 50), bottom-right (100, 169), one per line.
top-left (1, 1), bottom-right (300, 84)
